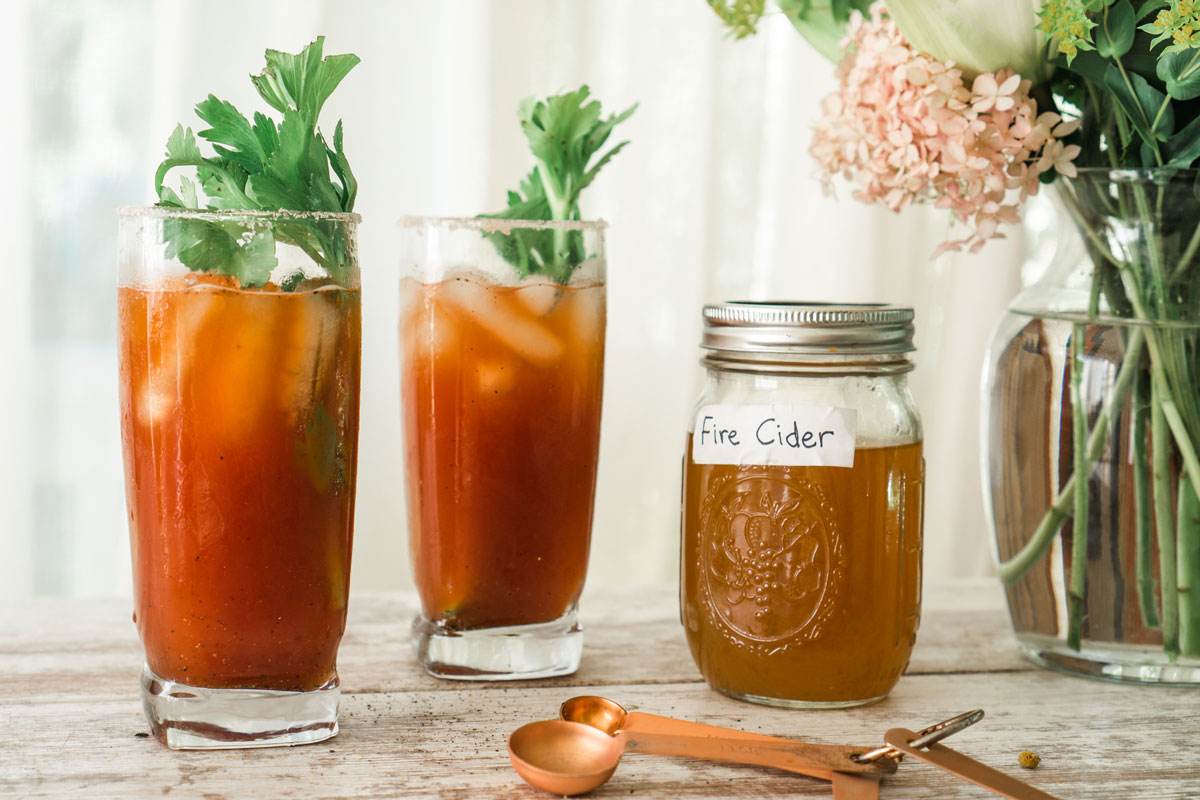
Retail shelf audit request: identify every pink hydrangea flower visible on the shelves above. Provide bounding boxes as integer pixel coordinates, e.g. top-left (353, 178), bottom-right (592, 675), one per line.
top-left (810, 2), bottom-right (1079, 257)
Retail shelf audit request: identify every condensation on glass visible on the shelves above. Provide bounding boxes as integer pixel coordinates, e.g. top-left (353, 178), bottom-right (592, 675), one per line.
top-left (681, 302), bottom-right (924, 708)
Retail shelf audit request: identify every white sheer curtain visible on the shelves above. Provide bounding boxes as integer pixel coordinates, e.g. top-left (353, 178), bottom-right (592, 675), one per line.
top-left (0, 0), bottom-right (1023, 598)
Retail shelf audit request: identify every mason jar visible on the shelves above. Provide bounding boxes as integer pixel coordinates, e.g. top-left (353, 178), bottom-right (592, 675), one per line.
top-left (681, 302), bottom-right (924, 708)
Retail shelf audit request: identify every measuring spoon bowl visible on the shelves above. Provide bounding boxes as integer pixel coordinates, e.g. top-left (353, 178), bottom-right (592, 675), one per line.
top-left (511, 710), bottom-right (893, 795)
top-left (508, 720), bottom-right (623, 796)
top-left (560, 695), bottom-right (629, 735)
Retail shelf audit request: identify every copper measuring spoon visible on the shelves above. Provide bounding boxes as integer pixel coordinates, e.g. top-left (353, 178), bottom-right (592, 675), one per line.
top-left (559, 695), bottom-right (863, 780)
top-left (509, 711), bottom-right (892, 796)
top-left (558, 695), bottom-right (889, 775)
top-left (514, 700), bottom-right (1057, 800)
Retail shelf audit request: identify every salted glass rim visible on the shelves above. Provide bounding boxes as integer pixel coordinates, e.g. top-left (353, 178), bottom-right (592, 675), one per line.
top-left (396, 216), bottom-right (608, 233)
top-left (118, 206), bottom-right (362, 224)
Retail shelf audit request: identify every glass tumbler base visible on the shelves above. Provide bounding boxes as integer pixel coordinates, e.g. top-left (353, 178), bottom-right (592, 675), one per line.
top-left (139, 665), bottom-right (340, 749)
top-left (412, 610), bottom-right (583, 680)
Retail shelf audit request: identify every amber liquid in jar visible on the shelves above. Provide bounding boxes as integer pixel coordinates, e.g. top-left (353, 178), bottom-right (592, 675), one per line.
top-left (681, 438), bottom-right (924, 706)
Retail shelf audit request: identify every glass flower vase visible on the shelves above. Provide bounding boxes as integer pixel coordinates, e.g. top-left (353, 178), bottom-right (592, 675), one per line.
top-left (984, 170), bottom-right (1200, 684)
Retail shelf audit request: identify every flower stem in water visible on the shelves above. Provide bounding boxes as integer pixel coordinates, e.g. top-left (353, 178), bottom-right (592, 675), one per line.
top-left (1153, 390), bottom-right (1181, 659)
top-left (1177, 468), bottom-right (1200, 656)
top-left (998, 328), bottom-right (1146, 585)
top-left (1132, 368), bottom-right (1160, 630)
top-left (1067, 324), bottom-right (1090, 651)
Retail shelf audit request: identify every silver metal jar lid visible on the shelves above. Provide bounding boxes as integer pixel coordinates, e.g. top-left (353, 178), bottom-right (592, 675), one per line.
top-left (701, 302), bottom-right (915, 355)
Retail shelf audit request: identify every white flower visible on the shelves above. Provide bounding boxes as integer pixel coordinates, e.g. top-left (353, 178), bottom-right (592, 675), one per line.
top-left (972, 72), bottom-right (1022, 112)
top-left (885, 0), bottom-right (1053, 83)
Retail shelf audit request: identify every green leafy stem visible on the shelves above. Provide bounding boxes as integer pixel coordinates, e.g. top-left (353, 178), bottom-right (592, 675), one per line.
top-left (481, 86), bottom-right (635, 284)
top-left (154, 37), bottom-right (359, 289)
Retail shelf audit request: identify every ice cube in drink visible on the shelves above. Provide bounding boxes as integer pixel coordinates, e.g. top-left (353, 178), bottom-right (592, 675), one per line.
top-left (437, 273), bottom-right (565, 367)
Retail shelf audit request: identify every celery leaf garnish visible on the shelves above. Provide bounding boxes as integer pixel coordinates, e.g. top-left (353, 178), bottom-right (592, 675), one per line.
top-left (482, 85), bottom-right (635, 283)
top-left (154, 37), bottom-right (358, 288)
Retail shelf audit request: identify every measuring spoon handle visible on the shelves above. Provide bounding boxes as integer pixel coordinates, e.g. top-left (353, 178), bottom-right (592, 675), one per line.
top-left (884, 728), bottom-right (1063, 800)
top-left (621, 712), bottom-right (839, 779)
top-left (619, 727), bottom-right (888, 778)
top-left (623, 712), bottom-right (806, 744)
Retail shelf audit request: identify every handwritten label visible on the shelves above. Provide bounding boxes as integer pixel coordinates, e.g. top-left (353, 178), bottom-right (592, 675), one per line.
top-left (692, 404), bottom-right (857, 468)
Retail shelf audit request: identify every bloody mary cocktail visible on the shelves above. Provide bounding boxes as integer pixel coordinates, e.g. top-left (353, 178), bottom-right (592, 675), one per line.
top-left (124, 36), bottom-right (363, 748)
top-left (119, 274), bottom-right (360, 692)
top-left (399, 218), bottom-right (606, 679)
top-left (117, 206), bottom-right (361, 748)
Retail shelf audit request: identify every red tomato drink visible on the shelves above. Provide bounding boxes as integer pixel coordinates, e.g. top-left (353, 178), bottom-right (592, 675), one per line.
top-left (118, 274), bottom-right (361, 692)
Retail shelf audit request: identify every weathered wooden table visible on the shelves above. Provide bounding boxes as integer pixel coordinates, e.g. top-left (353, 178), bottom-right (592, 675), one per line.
top-left (2, 582), bottom-right (1196, 798)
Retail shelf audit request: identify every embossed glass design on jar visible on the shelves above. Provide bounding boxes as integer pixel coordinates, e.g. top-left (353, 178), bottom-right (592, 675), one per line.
top-left (681, 302), bottom-right (924, 708)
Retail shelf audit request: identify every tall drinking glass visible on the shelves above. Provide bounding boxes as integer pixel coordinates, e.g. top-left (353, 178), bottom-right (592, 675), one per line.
top-left (117, 207), bottom-right (361, 748)
top-left (398, 217), bottom-right (606, 679)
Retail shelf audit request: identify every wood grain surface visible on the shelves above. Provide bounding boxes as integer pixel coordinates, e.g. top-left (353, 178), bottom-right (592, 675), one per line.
top-left (2, 584), bottom-right (1197, 799)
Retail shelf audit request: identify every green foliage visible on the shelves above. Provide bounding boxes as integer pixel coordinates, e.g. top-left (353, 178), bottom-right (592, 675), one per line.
top-left (1158, 48), bottom-right (1200, 97)
top-left (1096, 0), bottom-right (1137, 58)
top-left (707, 0), bottom-right (768, 38)
top-left (154, 37), bottom-right (358, 288)
top-left (1039, 0), bottom-right (1100, 63)
top-left (1140, 0), bottom-right (1200, 52)
top-left (482, 86), bottom-right (635, 282)
top-left (162, 218), bottom-right (279, 288)
top-left (779, 0), bottom-right (873, 62)
top-left (1166, 113), bottom-right (1200, 162)
top-left (251, 43), bottom-right (359, 126)
top-left (1038, 0), bottom-right (1200, 169)
top-left (705, 0), bottom-right (1200, 170)
top-left (707, 0), bottom-right (870, 61)
top-left (1105, 62), bottom-right (1174, 141)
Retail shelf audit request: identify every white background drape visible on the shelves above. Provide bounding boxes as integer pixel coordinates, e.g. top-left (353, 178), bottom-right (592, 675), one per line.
top-left (0, 0), bottom-right (1026, 598)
